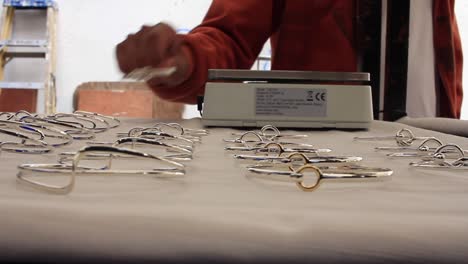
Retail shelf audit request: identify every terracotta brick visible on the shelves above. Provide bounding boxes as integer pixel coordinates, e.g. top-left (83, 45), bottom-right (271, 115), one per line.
top-left (74, 82), bottom-right (184, 119)
top-left (0, 89), bottom-right (37, 112)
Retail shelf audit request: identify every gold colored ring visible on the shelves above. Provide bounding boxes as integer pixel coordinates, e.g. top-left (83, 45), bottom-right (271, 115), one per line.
top-left (293, 164), bottom-right (323, 192)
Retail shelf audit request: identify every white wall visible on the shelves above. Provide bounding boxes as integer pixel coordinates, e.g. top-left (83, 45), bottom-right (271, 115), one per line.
top-left (1, 0), bottom-right (467, 119)
top-left (0, 0), bottom-right (212, 116)
top-left (54, 0), bottom-right (212, 118)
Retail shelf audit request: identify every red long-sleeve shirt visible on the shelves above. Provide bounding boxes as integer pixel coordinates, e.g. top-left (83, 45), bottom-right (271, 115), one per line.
top-left (153, 0), bottom-right (463, 118)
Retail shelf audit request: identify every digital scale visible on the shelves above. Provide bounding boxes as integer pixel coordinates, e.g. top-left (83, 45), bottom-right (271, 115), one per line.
top-left (201, 69), bottom-right (373, 129)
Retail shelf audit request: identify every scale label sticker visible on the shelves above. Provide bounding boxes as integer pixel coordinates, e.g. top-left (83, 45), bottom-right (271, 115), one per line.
top-left (255, 87), bottom-right (327, 117)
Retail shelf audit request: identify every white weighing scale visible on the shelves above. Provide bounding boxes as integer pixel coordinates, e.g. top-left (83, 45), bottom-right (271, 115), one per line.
top-left (201, 69), bottom-right (373, 129)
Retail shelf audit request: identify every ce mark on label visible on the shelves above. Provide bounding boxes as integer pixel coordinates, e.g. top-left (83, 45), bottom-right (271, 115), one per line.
top-left (306, 90), bottom-right (326, 102)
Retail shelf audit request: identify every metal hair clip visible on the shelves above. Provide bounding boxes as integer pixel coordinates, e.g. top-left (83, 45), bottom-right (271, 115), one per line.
top-left (59, 137), bottom-right (193, 163)
top-left (73, 111), bottom-right (120, 129)
top-left (234, 151), bottom-right (362, 165)
top-left (123, 66), bottom-right (177, 82)
top-left (17, 145), bottom-right (186, 194)
top-left (0, 124), bottom-right (53, 154)
top-left (225, 142), bottom-right (331, 154)
top-left (231, 125), bottom-right (308, 141)
top-left (409, 144), bottom-right (468, 170)
top-left (354, 128), bottom-right (430, 146)
top-left (246, 163), bottom-right (393, 192)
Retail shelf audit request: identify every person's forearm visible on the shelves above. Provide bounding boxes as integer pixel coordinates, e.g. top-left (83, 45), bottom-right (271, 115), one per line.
top-left (149, 0), bottom-right (275, 103)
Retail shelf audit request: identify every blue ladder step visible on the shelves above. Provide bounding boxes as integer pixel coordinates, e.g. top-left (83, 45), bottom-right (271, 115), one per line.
top-left (3, 0), bottom-right (55, 9)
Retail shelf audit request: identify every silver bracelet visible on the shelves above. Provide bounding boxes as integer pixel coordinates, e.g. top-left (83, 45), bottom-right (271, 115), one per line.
top-left (1, 120), bottom-right (73, 147)
top-left (234, 151), bottom-right (362, 164)
top-left (246, 163), bottom-right (393, 192)
top-left (19, 114), bottom-right (95, 140)
top-left (0, 124), bottom-right (53, 154)
top-left (225, 142), bottom-right (331, 155)
top-left (230, 125), bottom-right (308, 141)
top-left (59, 137), bottom-right (193, 163)
top-left (354, 128), bottom-right (431, 146)
top-left (153, 122), bottom-right (209, 138)
top-left (17, 145), bottom-right (186, 194)
top-left (123, 66), bottom-right (177, 82)
top-left (74, 111), bottom-right (120, 129)
top-left (49, 113), bottom-right (109, 133)
top-left (410, 144), bottom-right (468, 170)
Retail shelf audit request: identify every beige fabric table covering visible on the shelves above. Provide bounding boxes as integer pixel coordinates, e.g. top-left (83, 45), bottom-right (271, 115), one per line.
top-left (1, 118), bottom-right (467, 263)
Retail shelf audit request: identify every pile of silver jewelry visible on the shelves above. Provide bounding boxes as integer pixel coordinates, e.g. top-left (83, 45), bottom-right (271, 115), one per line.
top-left (0, 110), bottom-right (208, 194)
top-left (354, 128), bottom-right (468, 170)
top-left (224, 125), bottom-right (393, 192)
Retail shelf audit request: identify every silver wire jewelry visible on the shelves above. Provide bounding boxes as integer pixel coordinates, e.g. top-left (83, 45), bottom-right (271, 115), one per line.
top-left (231, 125), bottom-right (308, 141)
top-left (409, 144), bottom-right (468, 170)
top-left (1, 120), bottom-right (72, 147)
top-left (0, 121), bottom-right (46, 140)
top-left (19, 114), bottom-right (95, 140)
top-left (59, 137), bottom-right (193, 163)
top-left (376, 137), bottom-right (443, 152)
top-left (123, 127), bottom-right (196, 149)
top-left (148, 125), bottom-right (202, 143)
top-left (17, 145), bottom-right (186, 194)
top-left (113, 136), bottom-right (193, 154)
top-left (50, 113), bottom-right (109, 133)
top-left (246, 163), bottom-right (393, 192)
top-left (74, 111), bottom-right (120, 129)
top-left (354, 128), bottom-right (431, 146)
top-left (0, 124), bottom-right (53, 154)
top-left (234, 151), bottom-right (362, 164)
top-left (225, 142), bottom-right (331, 154)
top-left (123, 66), bottom-right (177, 82)
top-left (383, 138), bottom-right (468, 158)
top-left (4, 110), bottom-right (33, 121)
top-left (224, 131), bottom-right (314, 148)
top-left (153, 122), bottom-right (209, 137)
top-left (0, 112), bottom-right (14, 120)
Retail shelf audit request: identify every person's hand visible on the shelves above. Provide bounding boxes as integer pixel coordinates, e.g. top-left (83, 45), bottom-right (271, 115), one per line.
top-left (116, 23), bottom-right (191, 87)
